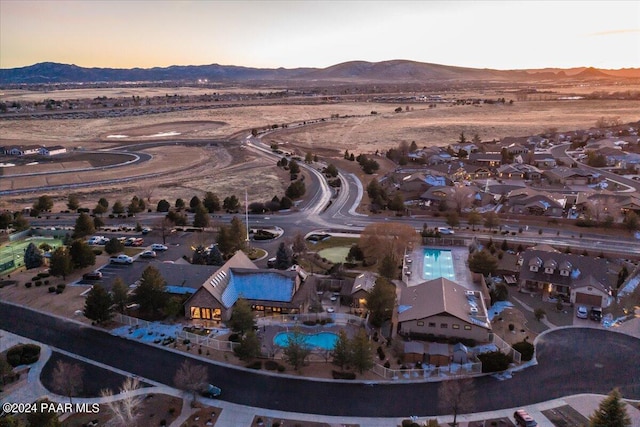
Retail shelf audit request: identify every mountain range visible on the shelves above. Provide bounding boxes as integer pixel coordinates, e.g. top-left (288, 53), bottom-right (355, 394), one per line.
top-left (1, 60), bottom-right (638, 85)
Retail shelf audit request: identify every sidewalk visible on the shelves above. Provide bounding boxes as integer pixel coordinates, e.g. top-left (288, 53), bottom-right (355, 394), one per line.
top-left (2, 328), bottom-right (639, 427)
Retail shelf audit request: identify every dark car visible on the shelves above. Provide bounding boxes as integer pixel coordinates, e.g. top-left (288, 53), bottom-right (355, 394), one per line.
top-left (200, 384), bottom-right (221, 398)
top-left (514, 409), bottom-right (537, 427)
top-left (590, 307), bottom-right (603, 322)
top-left (82, 270), bottom-right (103, 280)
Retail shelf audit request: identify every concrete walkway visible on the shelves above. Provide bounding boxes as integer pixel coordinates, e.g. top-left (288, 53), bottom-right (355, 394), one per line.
top-left (2, 327), bottom-right (640, 427)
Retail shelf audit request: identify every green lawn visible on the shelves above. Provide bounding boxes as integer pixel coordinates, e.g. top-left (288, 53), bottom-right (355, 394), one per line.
top-left (306, 236), bottom-right (358, 251)
top-left (0, 237), bottom-right (63, 273)
top-left (317, 247), bottom-right (351, 263)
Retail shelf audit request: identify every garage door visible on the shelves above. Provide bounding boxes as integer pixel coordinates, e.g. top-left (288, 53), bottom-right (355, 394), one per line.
top-left (575, 292), bottom-right (601, 307)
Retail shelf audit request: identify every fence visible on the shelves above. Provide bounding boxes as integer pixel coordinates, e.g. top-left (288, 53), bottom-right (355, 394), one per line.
top-left (255, 312), bottom-right (368, 329)
top-left (113, 313), bottom-right (153, 329)
top-left (421, 237), bottom-right (468, 247)
top-left (492, 333), bottom-right (522, 364)
top-left (176, 330), bottom-right (238, 352)
top-left (371, 361), bottom-right (482, 380)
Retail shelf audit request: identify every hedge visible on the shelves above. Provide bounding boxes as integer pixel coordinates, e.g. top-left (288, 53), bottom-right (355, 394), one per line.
top-left (6, 344), bottom-right (41, 367)
top-left (332, 370), bottom-right (356, 380)
top-left (512, 341), bottom-right (535, 361)
top-left (477, 351), bottom-right (512, 373)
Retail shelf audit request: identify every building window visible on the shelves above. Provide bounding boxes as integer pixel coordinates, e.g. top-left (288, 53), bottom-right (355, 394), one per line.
top-left (530, 266), bottom-right (538, 272)
top-left (201, 308), bottom-right (211, 319)
top-left (560, 269), bottom-right (569, 277)
top-left (440, 323), bottom-right (448, 329)
top-left (452, 324), bottom-right (460, 329)
top-left (417, 321), bottom-right (424, 326)
top-left (428, 322), bottom-right (436, 328)
top-left (190, 307), bottom-right (201, 319)
top-left (545, 267), bottom-right (554, 274)
top-left (212, 308), bottom-right (221, 320)
top-left (464, 325), bottom-right (472, 330)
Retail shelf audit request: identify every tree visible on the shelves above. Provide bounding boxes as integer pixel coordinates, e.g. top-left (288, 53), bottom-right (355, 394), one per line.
top-left (448, 186), bottom-right (474, 214)
top-left (458, 132), bottom-right (467, 144)
top-left (288, 159), bottom-right (300, 175)
top-left (446, 211), bottom-right (460, 229)
top-left (366, 279), bottom-right (396, 328)
top-left (207, 245), bottom-right (224, 266)
top-left (193, 203), bottom-right (210, 228)
top-left (483, 211), bottom-right (500, 230)
top-left (156, 199), bottom-right (171, 212)
top-left (388, 193), bottom-right (405, 212)
top-left (189, 196), bottom-right (201, 210)
top-left (127, 196), bottom-right (144, 214)
top-left (24, 243), bottom-right (44, 269)
top-left (132, 266), bottom-right (168, 317)
top-left (26, 399), bottom-right (61, 427)
top-left (291, 232), bottom-right (308, 260)
top-left (69, 239), bottom-right (95, 269)
top-left (227, 298), bottom-right (255, 336)
top-left (325, 164), bottom-right (339, 177)
top-left (93, 203), bottom-right (107, 215)
top-left (51, 360), bottom-right (83, 403)
top-left (378, 254), bottom-right (398, 279)
top-left (73, 212), bottom-right (95, 238)
top-left (468, 250), bottom-right (498, 276)
top-left (33, 195), bottom-right (53, 212)
top-left (100, 376), bottom-right (144, 427)
top-left (112, 278), bottom-right (129, 314)
top-left (623, 211), bottom-right (639, 232)
top-left (304, 151), bottom-right (314, 164)
top-left (175, 198), bottom-right (186, 210)
top-left (191, 245), bottom-right (208, 265)
top-left (472, 133), bottom-right (481, 144)
top-left (285, 180), bottom-right (306, 199)
top-left (275, 242), bottom-right (293, 270)
top-left (67, 194), bottom-right (80, 211)
top-left (84, 284), bottom-right (113, 324)
top-left (438, 378), bottom-right (475, 427)
top-left (234, 330), bottom-right (261, 361)
top-left (350, 329), bottom-right (373, 374)
top-left (467, 210), bottom-right (482, 231)
top-left (367, 178), bottom-right (388, 209)
top-left (166, 210), bottom-right (188, 226)
top-left (105, 237), bottom-right (124, 255)
top-left (49, 247), bottom-right (73, 279)
top-left (112, 200), bottom-right (125, 214)
top-left (12, 213), bottom-right (30, 231)
top-left (331, 330), bottom-right (351, 370)
top-left (93, 215), bottom-right (104, 229)
top-left (283, 328), bottom-right (311, 371)
top-left (203, 192), bottom-right (220, 213)
top-left (534, 308), bottom-right (546, 321)
top-left (0, 211), bottom-right (13, 229)
top-left (359, 222), bottom-right (418, 266)
top-left (223, 195), bottom-right (240, 212)
top-left (174, 360), bottom-right (208, 404)
top-left (589, 388), bottom-right (632, 427)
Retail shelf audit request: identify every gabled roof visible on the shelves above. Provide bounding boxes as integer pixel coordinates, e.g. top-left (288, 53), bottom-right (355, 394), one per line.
top-left (351, 272), bottom-right (376, 294)
top-left (397, 278), bottom-right (490, 329)
top-left (198, 251), bottom-right (257, 306)
top-left (221, 268), bottom-right (298, 307)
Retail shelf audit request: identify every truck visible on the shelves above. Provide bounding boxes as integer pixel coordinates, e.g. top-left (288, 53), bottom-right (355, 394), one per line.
top-left (109, 254), bottom-right (133, 265)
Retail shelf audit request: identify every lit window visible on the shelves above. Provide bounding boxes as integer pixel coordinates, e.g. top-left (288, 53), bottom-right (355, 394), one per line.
top-left (464, 325), bottom-right (472, 330)
top-left (417, 321), bottom-right (424, 326)
top-left (190, 307), bottom-right (201, 319)
top-left (452, 324), bottom-right (460, 329)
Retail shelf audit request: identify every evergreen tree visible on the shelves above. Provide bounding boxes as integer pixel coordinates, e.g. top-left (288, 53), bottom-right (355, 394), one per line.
top-left (0, 211), bottom-right (12, 229)
top-left (97, 198), bottom-right (109, 209)
top-left (366, 279), bottom-right (396, 328)
top-left (192, 245), bottom-right (208, 265)
top-left (73, 212), bottom-right (95, 239)
top-left (207, 245), bottom-right (224, 266)
top-left (112, 200), bottom-right (125, 214)
top-left (189, 196), bottom-right (201, 210)
top-left (104, 237), bottom-right (124, 255)
top-left (446, 211), bottom-right (460, 229)
top-left (331, 330), bottom-right (351, 370)
top-left (351, 329), bottom-right (373, 374)
top-left (275, 242), bottom-right (292, 270)
top-left (203, 192), bottom-right (220, 213)
top-left (468, 250), bottom-right (498, 276)
top-left (67, 194), bottom-right (80, 211)
top-left (175, 198), bottom-right (186, 210)
top-left (193, 203), bottom-right (210, 228)
top-left (111, 278), bottom-right (129, 314)
top-left (279, 196), bottom-right (293, 210)
top-left (378, 254), bottom-right (397, 279)
top-left (589, 388), bottom-right (631, 427)
top-left (223, 195), bottom-right (240, 212)
top-left (12, 213), bottom-right (30, 231)
top-left (69, 239), bottom-right (96, 269)
top-left (228, 298), bottom-right (255, 336)
top-left (233, 330), bottom-right (261, 361)
top-left (24, 242), bottom-right (44, 269)
top-left (93, 203), bottom-right (107, 215)
top-left (84, 284), bottom-right (113, 324)
top-left (93, 216), bottom-right (104, 229)
top-left (33, 195), bottom-right (53, 212)
top-left (156, 199), bottom-right (171, 212)
top-left (49, 247), bottom-right (73, 279)
top-left (132, 266), bottom-right (168, 316)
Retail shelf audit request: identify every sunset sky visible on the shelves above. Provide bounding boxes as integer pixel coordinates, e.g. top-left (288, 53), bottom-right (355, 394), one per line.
top-left (1, 0), bottom-right (638, 70)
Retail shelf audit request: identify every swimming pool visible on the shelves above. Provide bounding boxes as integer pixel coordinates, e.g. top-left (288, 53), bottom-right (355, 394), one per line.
top-left (422, 248), bottom-right (456, 281)
top-left (273, 331), bottom-right (339, 350)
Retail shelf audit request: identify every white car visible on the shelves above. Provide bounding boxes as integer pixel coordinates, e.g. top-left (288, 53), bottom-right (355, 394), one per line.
top-left (326, 307), bottom-right (335, 313)
top-left (576, 305), bottom-right (588, 319)
top-left (151, 243), bottom-right (168, 251)
top-left (437, 227), bottom-right (455, 235)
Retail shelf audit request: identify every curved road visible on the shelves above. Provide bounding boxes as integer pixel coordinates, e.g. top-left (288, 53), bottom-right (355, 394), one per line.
top-left (1, 302), bottom-right (638, 416)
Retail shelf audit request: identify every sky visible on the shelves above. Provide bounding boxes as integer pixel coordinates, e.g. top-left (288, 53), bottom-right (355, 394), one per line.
top-left (1, 0), bottom-right (639, 71)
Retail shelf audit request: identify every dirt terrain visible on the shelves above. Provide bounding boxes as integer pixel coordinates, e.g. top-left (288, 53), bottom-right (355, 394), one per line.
top-left (1, 82), bottom-right (639, 210)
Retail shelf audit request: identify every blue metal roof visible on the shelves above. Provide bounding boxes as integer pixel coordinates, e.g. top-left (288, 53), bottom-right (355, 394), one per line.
top-left (220, 270), bottom-right (296, 308)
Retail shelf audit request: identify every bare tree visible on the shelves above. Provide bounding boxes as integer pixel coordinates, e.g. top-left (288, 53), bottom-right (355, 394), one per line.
top-left (359, 222), bottom-right (419, 265)
top-left (100, 376), bottom-right (145, 427)
top-left (291, 231), bottom-right (308, 262)
top-left (174, 360), bottom-right (208, 403)
top-left (140, 184), bottom-right (155, 204)
top-left (51, 360), bottom-right (83, 403)
top-left (447, 186), bottom-right (474, 214)
top-left (156, 217), bottom-right (174, 245)
top-left (438, 377), bottom-right (475, 426)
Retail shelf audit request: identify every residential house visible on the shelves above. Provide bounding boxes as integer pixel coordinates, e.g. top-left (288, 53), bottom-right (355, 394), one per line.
top-left (531, 153), bottom-right (557, 169)
top-left (518, 247), bottom-right (616, 307)
top-left (39, 145), bottom-right (67, 156)
top-left (504, 188), bottom-right (565, 216)
top-left (544, 167), bottom-right (600, 186)
top-left (397, 278), bottom-right (492, 343)
top-left (469, 152), bottom-right (502, 167)
top-left (399, 172), bottom-right (451, 193)
top-left (350, 271), bottom-right (377, 309)
top-left (184, 251), bottom-right (310, 323)
top-left (8, 145), bottom-right (42, 156)
top-left (497, 164), bottom-right (525, 180)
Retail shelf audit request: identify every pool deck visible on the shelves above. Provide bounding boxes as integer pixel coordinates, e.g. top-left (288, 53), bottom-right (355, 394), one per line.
top-left (403, 246), bottom-right (474, 290)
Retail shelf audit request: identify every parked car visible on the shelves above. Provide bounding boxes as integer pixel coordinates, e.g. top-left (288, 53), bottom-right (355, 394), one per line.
top-left (151, 243), bottom-right (168, 251)
top-left (267, 257), bottom-right (276, 268)
top-left (200, 384), bottom-right (221, 398)
top-left (576, 305), bottom-right (588, 319)
top-left (82, 270), bottom-right (103, 280)
top-left (141, 227), bottom-right (152, 234)
top-left (110, 254), bottom-right (133, 264)
top-left (590, 307), bottom-right (603, 322)
top-left (437, 227), bottom-right (455, 235)
top-left (139, 250), bottom-right (157, 258)
top-left (513, 409), bottom-right (537, 427)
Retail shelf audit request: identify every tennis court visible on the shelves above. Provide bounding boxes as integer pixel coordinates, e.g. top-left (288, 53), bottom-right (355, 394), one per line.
top-left (0, 237), bottom-right (63, 273)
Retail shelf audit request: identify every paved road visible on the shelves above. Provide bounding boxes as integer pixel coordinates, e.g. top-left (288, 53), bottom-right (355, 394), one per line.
top-left (1, 303), bottom-right (638, 417)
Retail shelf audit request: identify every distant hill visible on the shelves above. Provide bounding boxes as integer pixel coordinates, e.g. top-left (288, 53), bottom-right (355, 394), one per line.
top-left (0, 60), bottom-right (637, 85)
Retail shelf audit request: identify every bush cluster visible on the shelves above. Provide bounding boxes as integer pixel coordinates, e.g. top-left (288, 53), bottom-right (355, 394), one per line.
top-left (332, 370), bottom-right (356, 380)
top-left (6, 344), bottom-right (41, 367)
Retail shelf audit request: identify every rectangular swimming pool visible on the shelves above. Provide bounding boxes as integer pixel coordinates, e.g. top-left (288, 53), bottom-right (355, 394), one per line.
top-left (422, 248), bottom-right (456, 281)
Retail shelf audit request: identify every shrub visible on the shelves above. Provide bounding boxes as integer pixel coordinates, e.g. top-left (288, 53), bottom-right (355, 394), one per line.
top-left (277, 364), bottom-right (285, 372)
top-left (228, 334), bottom-right (239, 342)
top-left (93, 249), bottom-right (103, 256)
top-left (512, 341), bottom-right (535, 361)
top-left (246, 361), bottom-right (262, 370)
top-left (265, 360), bottom-right (279, 371)
top-left (37, 272), bottom-right (50, 278)
top-left (332, 370), bottom-right (356, 380)
top-left (35, 280), bottom-right (42, 287)
top-left (6, 344), bottom-right (41, 367)
top-left (25, 282), bottom-right (32, 288)
top-left (31, 276), bottom-right (40, 282)
top-left (44, 280), bottom-right (49, 285)
top-left (56, 284), bottom-right (66, 290)
top-left (477, 351), bottom-right (512, 373)
top-left (48, 286), bottom-right (56, 293)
